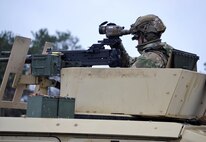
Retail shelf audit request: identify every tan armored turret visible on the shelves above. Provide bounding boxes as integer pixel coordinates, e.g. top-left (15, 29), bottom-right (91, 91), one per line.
top-left (61, 67), bottom-right (206, 120)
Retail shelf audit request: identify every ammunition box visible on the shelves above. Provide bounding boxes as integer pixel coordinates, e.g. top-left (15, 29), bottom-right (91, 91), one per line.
top-left (31, 54), bottom-right (61, 76)
top-left (26, 96), bottom-right (75, 118)
top-left (26, 96), bottom-right (58, 118)
top-left (172, 49), bottom-right (199, 70)
top-left (58, 97), bottom-right (75, 118)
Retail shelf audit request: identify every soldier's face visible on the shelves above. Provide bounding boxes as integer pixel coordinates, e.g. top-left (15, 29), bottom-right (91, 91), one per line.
top-left (138, 35), bottom-right (147, 45)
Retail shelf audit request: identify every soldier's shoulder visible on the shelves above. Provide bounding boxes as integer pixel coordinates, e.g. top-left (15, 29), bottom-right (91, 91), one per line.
top-left (161, 42), bottom-right (173, 49)
top-left (161, 42), bottom-right (173, 54)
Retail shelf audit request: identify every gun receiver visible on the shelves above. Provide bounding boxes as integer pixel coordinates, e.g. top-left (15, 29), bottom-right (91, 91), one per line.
top-left (58, 38), bottom-right (122, 67)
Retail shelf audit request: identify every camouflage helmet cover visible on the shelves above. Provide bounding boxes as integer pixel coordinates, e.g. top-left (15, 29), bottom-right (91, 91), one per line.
top-left (130, 14), bottom-right (166, 35)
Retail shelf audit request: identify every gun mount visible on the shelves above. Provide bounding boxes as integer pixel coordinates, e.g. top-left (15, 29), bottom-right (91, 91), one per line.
top-left (0, 36), bottom-right (206, 142)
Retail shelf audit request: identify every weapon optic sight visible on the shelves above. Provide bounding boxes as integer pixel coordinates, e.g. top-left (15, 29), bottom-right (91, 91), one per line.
top-left (99, 21), bottom-right (131, 38)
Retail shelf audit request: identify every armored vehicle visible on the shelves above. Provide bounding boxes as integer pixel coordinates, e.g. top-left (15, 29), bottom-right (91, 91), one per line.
top-left (0, 36), bottom-right (206, 142)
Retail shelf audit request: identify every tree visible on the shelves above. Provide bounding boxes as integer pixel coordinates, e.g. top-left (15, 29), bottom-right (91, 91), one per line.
top-left (0, 31), bottom-right (15, 84)
top-left (29, 28), bottom-right (81, 54)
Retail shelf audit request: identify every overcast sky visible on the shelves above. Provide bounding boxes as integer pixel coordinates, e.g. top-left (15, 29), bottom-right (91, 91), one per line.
top-left (0, 0), bottom-right (206, 72)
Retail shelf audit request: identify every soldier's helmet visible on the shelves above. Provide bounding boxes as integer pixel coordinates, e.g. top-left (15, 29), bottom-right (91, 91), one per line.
top-left (130, 14), bottom-right (166, 41)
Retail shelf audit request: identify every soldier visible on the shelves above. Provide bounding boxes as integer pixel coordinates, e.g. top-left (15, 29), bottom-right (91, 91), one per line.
top-left (117, 14), bottom-right (173, 68)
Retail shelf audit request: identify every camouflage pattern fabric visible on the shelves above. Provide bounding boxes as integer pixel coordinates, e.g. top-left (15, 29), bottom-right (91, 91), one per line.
top-left (119, 40), bottom-right (173, 68)
top-left (131, 51), bottom-right (167, 68)
top-left (131, 41), bottom-right (173, 68)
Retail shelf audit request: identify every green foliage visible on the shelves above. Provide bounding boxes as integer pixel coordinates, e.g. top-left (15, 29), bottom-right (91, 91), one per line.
top-left (29, 28), bottom-right (81, 54)
top-left (0, 31), bottom-right (15, 49)
top-left (0, 31), bottom-right (15, 83)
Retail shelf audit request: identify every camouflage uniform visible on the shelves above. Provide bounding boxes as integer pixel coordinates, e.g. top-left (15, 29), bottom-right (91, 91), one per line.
top-left (118, 39), bottom-right (173, 68)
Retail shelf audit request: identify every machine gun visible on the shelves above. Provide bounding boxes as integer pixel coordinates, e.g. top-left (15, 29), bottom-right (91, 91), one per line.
top-left (31, 38), bottom-right (123, 77)
top-left (58, 38), bottom-right (123, 68)
top-left (0, 37), bottom-right (123, 77)
top-left (31, 22), bottom-right (130, 76)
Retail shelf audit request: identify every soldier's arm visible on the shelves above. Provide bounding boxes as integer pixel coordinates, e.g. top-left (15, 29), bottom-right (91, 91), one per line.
top-left (110, 41), bottom-right (135, 67)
